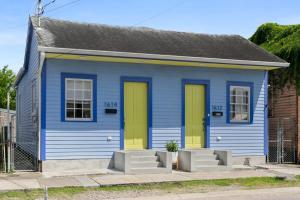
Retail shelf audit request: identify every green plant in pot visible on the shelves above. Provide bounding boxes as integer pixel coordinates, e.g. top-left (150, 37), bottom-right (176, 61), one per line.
top-left (166, 140), bottom-right (179, 164)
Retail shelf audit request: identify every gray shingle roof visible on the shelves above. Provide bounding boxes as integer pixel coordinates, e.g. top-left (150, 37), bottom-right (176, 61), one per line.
top-left (32, 17), bottom-right (286, 63)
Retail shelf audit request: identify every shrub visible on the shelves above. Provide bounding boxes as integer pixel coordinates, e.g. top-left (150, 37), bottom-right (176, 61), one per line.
top-left (166, 140), bottom-right (179, 152)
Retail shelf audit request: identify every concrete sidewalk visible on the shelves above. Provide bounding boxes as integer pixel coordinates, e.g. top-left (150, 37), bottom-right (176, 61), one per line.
top-left (0, 165), bottom-right (298, 192)
top-left (255, 164), bottom-right (300, 176)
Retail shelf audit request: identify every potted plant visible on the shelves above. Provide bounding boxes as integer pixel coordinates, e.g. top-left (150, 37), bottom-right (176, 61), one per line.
top-left (166, 140), bottom-right (179, 164)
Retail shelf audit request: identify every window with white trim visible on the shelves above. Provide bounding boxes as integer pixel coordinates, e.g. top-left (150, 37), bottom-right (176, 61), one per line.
top-left (229, 86), bottom-right (250, 122)
top-left (65, 78), bottom-right (93, 121)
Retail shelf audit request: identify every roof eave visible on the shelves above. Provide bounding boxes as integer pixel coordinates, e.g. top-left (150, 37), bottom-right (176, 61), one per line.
top-left (38, 46), bottom-right (290, 69)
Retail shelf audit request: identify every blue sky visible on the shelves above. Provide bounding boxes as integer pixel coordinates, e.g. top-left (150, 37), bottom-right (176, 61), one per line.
top-left (1, 0), bottom-right (300, 73)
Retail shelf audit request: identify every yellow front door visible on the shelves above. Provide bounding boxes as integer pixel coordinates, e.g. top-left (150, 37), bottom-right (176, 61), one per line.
top-left (124, 82), bottom-right (148, 150)
top-left (185, 84), bottom-right (205, 149)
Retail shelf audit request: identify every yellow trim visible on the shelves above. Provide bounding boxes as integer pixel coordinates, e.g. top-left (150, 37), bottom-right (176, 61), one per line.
top-left (46, 53), bottom-right (278, 70)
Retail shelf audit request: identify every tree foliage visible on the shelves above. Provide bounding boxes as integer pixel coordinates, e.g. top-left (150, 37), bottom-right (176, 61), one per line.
top-left (250, 23), bottom-right (300, 94)
top-left (0, 66), bottom-right (16, 110)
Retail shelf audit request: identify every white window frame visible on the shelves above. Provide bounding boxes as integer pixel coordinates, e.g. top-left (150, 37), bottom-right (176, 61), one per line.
top-left (65, 78), bottom-right (93, 121)
top-left (229, 85), bottom-right (250, 123)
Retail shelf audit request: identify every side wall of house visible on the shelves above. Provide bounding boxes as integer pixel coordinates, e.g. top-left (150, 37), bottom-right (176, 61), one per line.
top-left (16, 30), bottom-right (39, 157)
top-left (42, 59), bottom-right (266, 164)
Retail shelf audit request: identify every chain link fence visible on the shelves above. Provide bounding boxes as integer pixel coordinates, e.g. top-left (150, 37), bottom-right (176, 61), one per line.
top-left (0, 111), bottom-right (38, 172)
top-left (268, 117), bottom-right (297, 164)
top-left (13, 134), bottom-right (38, 171)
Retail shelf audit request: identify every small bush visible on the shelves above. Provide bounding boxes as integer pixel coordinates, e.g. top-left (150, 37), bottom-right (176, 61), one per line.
top-left (166, 140), bottom-right (179, 152)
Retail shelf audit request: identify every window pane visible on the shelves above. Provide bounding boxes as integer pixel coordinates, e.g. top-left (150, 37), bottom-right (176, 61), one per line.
top-left (243, 97), bottom-right (248, 104)
top-left (67, 109), bottom-right (74, 118)
top-left (242, 113), bottom-right (248, 120)
top-left (235, 113), bottom-right (242, 120)
top-left (237, 89), bottom-right (243, 95)
top-left (75, 80), bottom-right (83, 90)
top-left (84, 90), bottom-right (91, 100)
top-left (237, 96), bottom-right (243, 104)
top-left (230, 105), bottom-right (235, 112)
top-left (75, 90), bottom-right (83, 100)
top-left (67, 80), bottom-right (74, 90)
top-left (75, 101), bottom-right (82, 109)
top-left (83, 109), bottom-right (91, 118)
top-left (236, 105), bottom-right (242, 113)
top-left (230, 112), bottom-right (235, 120)
top-left (75, 109), bottom-right (82, 118)
top-left (84, 81), bottom-right (91, 90)
top-left (242, 105), bottom-right (248, 112)
top-left (67, 100), bottom-right (74, 109)
top-left (231, 89), bottom-right (236, 95)
top-left (67, 90), bottom-right (74, 99)
top-left (230, 96), bottom-right (236, 103)
top-left (83, 101), bottom-right (91, 109)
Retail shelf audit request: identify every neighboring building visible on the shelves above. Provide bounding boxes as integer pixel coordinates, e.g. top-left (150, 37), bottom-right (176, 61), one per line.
top-left (0, 108), bottom-right (16, 140)
top-left (15, 17), bottom-right (288, 172)
top-left (268, 83), bottom-right (299, 164)
top-left (0, 108), bottom-right (16, 172)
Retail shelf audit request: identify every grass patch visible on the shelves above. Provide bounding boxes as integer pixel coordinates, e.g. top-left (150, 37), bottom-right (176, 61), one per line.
top-left (1, 176), bottom-right (300, 199)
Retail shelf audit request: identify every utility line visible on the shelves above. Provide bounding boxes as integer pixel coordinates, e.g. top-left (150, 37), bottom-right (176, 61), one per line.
top-left (45, 0), bottom-right (81, 13)
top-left (132, 0), bottom-right (187, 26)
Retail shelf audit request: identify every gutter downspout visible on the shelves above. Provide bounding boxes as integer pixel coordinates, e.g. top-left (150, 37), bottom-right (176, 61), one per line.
top-left (37, 51), bottom-right (45, 167)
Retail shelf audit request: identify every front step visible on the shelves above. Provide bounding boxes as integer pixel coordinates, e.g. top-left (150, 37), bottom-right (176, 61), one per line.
top-left (195, 159), bottom-right (220, 166)
top-left (131, 155), bottom-right (159, 162)
top-left (114, 150), bottom-right (172, 174)
top-left (178, 149), bottom-right (232, 172)
top-left (126, 150), bottom-right (157, 156)
top-left (131, 161), bottom-right (162, 168)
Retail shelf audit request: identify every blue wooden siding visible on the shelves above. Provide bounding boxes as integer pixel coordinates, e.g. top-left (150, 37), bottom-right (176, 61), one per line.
top-left (44, 59), bottom-right (265, 159)
top-left (16, 31), bottom-right (39, 157)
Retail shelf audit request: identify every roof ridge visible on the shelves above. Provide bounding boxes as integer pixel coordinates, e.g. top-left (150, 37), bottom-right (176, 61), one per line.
top-left (31, 16), bottom-right (241, 38)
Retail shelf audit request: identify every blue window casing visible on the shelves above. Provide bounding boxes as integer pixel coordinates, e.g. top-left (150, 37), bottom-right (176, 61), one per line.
top-left (120, 76), bottom-right (152, 150)
top-left (181, 79), bottom-right (210, 149)
top-left (226, 81), bottom-right (254, 124)
top-left (61, 73), bottom-right (97, 122)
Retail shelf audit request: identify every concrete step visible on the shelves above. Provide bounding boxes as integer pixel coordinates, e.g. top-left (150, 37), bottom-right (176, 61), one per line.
top-left (194, 154), bottom-right (218, 160)
top-left (131, 155), bottom-right (159, 162)
top-left (127, 150), bottom-right (156, 156)
top-left (195, 159), bottom-right (220, 166)
top-left (131, 161), bottom-right (162, 168)
top-left (129, 167), bottom-right (171, 174)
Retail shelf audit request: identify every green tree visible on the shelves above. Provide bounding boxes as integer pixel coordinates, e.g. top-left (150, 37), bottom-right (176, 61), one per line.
top-left (0, 66), bottom-right (16, 110)
top-left (250, 23), bottom-right (300, 94)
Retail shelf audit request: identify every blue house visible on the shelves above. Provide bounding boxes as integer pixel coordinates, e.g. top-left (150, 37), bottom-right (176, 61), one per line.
top-left (15, 17), bottom-right (288, 173)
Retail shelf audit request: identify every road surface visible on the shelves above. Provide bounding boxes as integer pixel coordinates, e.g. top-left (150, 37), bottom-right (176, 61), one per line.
top-left (114, 187), bottom-right (300, 200)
